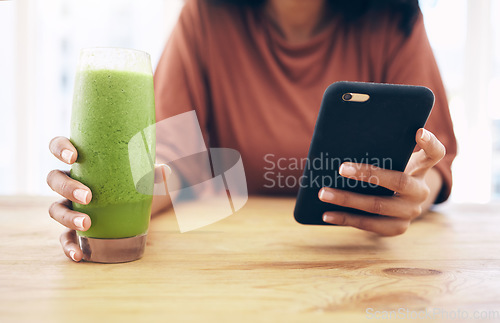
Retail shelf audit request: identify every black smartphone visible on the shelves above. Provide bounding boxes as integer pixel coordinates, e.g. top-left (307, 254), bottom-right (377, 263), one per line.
top-left (294, 81), bottom-right (434, 225)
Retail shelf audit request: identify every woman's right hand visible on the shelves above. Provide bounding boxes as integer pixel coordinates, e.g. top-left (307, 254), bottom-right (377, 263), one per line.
top-left (47, 136), bottom-right (172, 262)
top-left (47, 136), bottom-right (92, 262)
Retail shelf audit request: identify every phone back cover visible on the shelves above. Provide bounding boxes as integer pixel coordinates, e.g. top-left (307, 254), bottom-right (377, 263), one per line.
top-left (294, 81), bottom-right (434, 225)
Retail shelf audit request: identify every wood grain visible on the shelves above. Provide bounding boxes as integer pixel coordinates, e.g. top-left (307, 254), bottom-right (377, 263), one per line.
top-left (1, 196), bottom-right (500, 322)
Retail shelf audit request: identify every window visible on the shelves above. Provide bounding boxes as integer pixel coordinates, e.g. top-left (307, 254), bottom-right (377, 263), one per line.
top-left (0, 0), bottom-right (184, 195)
top-left (421, 0), bottom-right (500, 202)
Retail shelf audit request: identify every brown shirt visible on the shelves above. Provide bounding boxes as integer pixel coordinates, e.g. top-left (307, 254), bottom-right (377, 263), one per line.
top-left (154, 0), bottom-right (457, 202)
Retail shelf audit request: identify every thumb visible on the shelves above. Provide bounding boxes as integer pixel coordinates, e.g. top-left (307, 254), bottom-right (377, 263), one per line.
top-left (407, 128), bottom-right (445, 178)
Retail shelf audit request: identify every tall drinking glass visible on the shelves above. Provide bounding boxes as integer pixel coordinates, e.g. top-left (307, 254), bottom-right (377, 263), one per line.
top-left (70, 48), bottom-right (155, 263)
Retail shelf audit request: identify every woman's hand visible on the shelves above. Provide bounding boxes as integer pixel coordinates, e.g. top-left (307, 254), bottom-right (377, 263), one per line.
top-left (47, 136), bottom-right (92, 262)
top-left (319, 128), bottom-right (446, 236)
top-left (47, 136), bottom-right (172, 262)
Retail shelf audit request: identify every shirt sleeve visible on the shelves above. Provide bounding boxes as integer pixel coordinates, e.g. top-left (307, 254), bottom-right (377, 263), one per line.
top-left (153, 0), bottom-right (211, 164)
top-left (380, 12), bottom-right (457, 203)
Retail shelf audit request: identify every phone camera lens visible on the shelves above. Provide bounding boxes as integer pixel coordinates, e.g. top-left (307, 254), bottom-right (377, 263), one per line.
top-left (342, 93), bottom-right (353, 101)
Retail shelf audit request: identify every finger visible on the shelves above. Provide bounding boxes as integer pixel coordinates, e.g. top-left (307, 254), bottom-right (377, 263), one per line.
top-left (404, 150), bottom-right (425, 174)
top-left (49, 136), bottom-right (78, 164)
top-left (409, 129), bottom-right (446, 177)
top-left (319, 187), bottom-right (422, 219)
top-left (154, 163), bottom-right (172, 184)
top-left (339, 162), bottom-right (419, 196)
top-left (49, 199), bottom-right (92, 231)
top-left (323, 211), bottom-right (410, 236)
top-left (46, 170), bottom-right (92, 204)
top-left (60, 229), bottom-right (83, 262)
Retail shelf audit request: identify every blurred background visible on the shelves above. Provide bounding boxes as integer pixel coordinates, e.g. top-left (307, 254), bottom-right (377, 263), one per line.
top-left (0, 0), bottom-right (499, 203)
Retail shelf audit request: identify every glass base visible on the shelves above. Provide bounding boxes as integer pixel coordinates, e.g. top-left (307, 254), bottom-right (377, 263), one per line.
top-left (78, 234), bottom-right (147, 263)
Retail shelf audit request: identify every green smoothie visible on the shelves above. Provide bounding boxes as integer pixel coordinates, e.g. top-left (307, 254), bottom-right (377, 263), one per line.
top-left (70, 68), bottom-right (155, 239)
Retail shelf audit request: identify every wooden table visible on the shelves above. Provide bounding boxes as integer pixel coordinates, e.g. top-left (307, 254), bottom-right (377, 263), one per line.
top-left (1, 196), bottom-right (500, 322)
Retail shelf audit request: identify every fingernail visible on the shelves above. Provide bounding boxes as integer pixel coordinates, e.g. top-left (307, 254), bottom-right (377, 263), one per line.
top-left (73, 189), bottom-right (89, 204)
top-left (61, 149), bottom-right (74, 164)
top-left (69, 250), bottom-right (77, 262)
top-left (339, 163), bottom-right (356, 176)
top-left (421, 129), bottom-right (431, 142)
top-left (319, 189), bottom-right (334, 201)
top-left (323, 213), bottom-right (340, 224)
top-left (74, 216), bottom-right (85, 230)
top-left (154, 164), bottom-right (171, 183)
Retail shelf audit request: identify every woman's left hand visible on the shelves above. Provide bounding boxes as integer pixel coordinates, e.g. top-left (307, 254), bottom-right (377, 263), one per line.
top-left (319, 128), bottom-right (446, 236)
